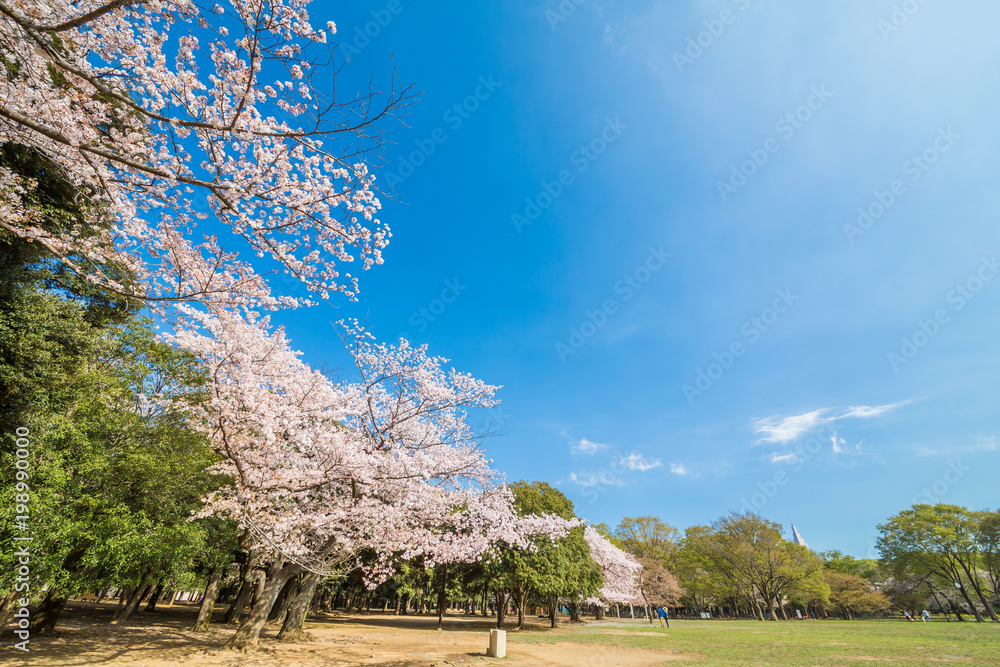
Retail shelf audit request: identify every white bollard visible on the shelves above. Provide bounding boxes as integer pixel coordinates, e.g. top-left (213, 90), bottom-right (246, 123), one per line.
top-left (487, 628), bottom-right (506, 658)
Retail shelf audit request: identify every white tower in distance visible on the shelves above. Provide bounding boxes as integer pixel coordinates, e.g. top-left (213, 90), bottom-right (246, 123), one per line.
top-left (790, 522), bottom-right (809, 549)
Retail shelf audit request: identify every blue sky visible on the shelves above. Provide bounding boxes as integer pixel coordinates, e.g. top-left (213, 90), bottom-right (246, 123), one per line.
top-left (268, 0), bottom-right (1000, 557)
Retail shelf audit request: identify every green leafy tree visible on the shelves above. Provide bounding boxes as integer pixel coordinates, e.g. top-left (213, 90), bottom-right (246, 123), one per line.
top-left (876, 504), bottom-right (998, 623)
top-left (614, 516), bottom-right (680, 568)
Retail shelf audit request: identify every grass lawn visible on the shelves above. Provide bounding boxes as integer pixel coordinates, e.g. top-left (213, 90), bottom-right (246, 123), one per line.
top-left (515, 618), bottom-right (1000, 666)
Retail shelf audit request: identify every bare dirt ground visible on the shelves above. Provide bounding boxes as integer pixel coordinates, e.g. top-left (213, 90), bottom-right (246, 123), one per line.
top-left (0, 601), bottom-right (696, 666)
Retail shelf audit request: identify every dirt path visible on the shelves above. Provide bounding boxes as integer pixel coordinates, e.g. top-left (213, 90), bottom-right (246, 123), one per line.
top-left (1, 602), bottom-right (696, 666)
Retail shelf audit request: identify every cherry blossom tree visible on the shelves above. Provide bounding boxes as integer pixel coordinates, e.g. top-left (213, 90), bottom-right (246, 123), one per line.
top-left (584, 525), bottom-right (644, 611)
top-left (168, 309), bottom-right (525, 648)
top-left (0, 0), bottom-right (411, 308)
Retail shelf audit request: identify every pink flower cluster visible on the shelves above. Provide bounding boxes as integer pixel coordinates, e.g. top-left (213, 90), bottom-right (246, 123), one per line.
top-left (0, 0), bottom-right (401, 308)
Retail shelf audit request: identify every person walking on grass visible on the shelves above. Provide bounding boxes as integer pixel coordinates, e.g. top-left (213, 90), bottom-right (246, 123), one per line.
top-left (657, 606), bottom-right (669, 628)
top-left (922, 610), bottom-right (931, 622)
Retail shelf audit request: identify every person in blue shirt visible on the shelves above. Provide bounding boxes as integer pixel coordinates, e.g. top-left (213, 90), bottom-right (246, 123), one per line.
top-left (656, 606), bottom-right (669, 628)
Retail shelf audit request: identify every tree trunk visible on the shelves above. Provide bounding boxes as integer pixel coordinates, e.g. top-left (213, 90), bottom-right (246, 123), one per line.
top-left (278, 573), bottom-right (322, 642)
top-left (112, 587), bottom-right (131, 621)
top-left (33, 590), bottom-right (68, 635)
top-left (548, 595), bottom-right (558, 628)
top-left (495, 588), bottom-right (507, 628)
top-left (112, 582), bottom-right (151, 625)
top-left (394, 593), bottom-right (402, 615)
top-left (268, 575), bottom-right (300, 624)
top-left (193, 565), bottom-right (225, 632)
top-left (515, 587), bottom-right (528, 630)
top-left (224, 559), bottom-right (298, 650)
top-left (767, 599), bottom-right (779, 621)
top-left (437, 563), bottom-right (449, 629)
top-left (949, 596), bottom-right (966, 621)
top-left (224, 557), bottom-right (256, 624)
top-left (954, 585), bottom-right (985, 622)
top-left (0, 592), bottom-right (20, 632)
top-left (570, 599), bottom-right (581, 622)
top-left (145, 582), bottom-right (166, 612)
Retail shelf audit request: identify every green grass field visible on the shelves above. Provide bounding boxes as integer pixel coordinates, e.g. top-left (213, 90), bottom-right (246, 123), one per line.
top-left (518, 618), bottom-right (1000, 666)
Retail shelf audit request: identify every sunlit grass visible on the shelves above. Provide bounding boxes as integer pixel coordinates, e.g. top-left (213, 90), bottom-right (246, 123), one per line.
top-left (515, 618), bottom-right (1000, 666)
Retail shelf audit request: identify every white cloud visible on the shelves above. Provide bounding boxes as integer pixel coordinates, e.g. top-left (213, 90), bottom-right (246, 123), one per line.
top-left (831, 436), bottom-right (846, 454)
top-left (568, 470), bottom-right (623, 487)
top-left (841, 402), bottom-right (906, 419)
top-left (618, 452), bottom-right (662, 472)
top-left (769, 452), bottom-right (800, 464)
top-left (754, 410), bottom-right (830, 444)
top-left (755, 402), bottom-right (906, 445)
top-left (572, 438), bottom-right (609, 455)
top-left (669, 462), bottom-right (688, 475)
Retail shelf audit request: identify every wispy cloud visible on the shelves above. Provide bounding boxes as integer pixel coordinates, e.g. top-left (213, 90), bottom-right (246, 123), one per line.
top-left (770, 452), bottom-right (799, 464)
top-left (831, 436), bottom-right (846, 454)
top-left (755, 410), bottom-right (830, 444)
top-left (669, 462), bottom-right (688, 475)
top-left (572, 437), bottom-right (609, 455)
top-left (568, 470), bottom-right (624, 487)
top-left (915, 437), bottom-right (998, 458)
top-left (755, 402), bottom-right (906, 445)
top-left (619, 452), bottom-right (662, 472)
top-left (842, 402), bottom-right (908, 419)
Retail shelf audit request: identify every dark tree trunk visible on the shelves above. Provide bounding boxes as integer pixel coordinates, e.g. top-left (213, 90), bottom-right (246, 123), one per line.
top-left (33, 590), bottom-right (68, 635)
top-left (224, 559), bottom-right (298, 650)
top-left (145, 582), bottom-right (166, 612)
top-left (955, 585), bottom-right (985, 622)
top-left (193, 565), bottom-right (225, 632)
top-left (112, 587), bottom-right (132, 621)
top-left (224, 557), bottom-right (256, 624)
top-left (494, 588), bottom-right (507, 628)
top-left (515, 587), bottom-right (528, 630)
top-left (569, 599), bottom-right (581, 623)
top-left (113, 581), bottom-right (151, 625)
top-left (278, 572), bottom-right (322, 641)
top-left (949, 597), bottom-right (966, 620)
top-left (548, 595), bottom-right (558, 628)
top-left (268, 575), bottom-right (300, 624)
top-left (437, 563), bottom-right (449, 629)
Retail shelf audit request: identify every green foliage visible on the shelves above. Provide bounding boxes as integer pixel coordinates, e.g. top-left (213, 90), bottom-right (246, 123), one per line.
top-left (614, 516), bottom-right (679, 568)
top-left (819, 550), bottom-right (882, 581)
top-left (0, 148), bottom-right (234, 612)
